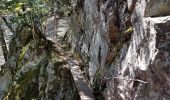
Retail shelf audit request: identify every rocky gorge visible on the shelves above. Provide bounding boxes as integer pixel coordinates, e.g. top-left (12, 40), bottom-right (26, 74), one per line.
top-left (0, 0), bottom-right (170, 100)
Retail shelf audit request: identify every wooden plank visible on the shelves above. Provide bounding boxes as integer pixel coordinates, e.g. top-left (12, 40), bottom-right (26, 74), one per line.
top-left (68, 59), bottom-right (94, 100)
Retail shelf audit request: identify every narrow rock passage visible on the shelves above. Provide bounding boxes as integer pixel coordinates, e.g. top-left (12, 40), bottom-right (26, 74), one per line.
top-left (46, 17), bottom-right (94, 100)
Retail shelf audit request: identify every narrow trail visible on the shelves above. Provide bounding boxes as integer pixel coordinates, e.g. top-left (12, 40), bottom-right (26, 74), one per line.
top-left (46, 17), bottom-right (94, 100)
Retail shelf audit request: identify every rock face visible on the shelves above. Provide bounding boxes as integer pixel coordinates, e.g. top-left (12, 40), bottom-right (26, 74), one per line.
top-left (0, 39), bottom-right (79, 100)
top-left (0, 20), bottom-right (13, 66)
top-left (3, 40), bottom-right (77, 100)
top-left (66, 0), bottom-right (170, 99)
top-left (144, 0), bottom-right (170, 17)
top-left (0, 17), bottom-right (79, 99)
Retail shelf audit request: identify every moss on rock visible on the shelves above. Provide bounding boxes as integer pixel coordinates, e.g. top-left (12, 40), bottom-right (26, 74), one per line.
top-left (3, 39), bottom-right (79, 100)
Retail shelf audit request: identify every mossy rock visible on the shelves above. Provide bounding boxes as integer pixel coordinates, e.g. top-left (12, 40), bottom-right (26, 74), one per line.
top-left (4, 39), bottom-right (79, 100)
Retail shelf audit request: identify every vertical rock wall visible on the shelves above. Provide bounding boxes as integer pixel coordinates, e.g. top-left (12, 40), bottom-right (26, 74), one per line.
top-left (66, 0), bottom-right (170, 99)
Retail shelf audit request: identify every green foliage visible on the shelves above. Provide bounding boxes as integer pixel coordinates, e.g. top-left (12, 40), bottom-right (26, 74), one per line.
top-left (0, 0), bottom-right (51, 32)
top-left (0, 0), bottom-right (73, 41)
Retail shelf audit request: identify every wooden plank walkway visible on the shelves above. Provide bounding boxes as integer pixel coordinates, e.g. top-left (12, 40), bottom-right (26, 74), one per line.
top-left (47, 17), bottom-right (94, 100)
top-left (68, 59), bottom-right (94, 100)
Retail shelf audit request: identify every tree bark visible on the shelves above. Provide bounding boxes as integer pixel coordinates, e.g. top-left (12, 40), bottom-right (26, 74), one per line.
top-left (0, 27), bottom-right (8, 62)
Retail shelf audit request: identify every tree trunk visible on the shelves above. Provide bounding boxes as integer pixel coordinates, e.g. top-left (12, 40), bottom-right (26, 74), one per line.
top-left (51, 0), bottom-right (58, 33)
top-left (54, 9), bottom-right (57, 32)
top-left (0, 27), bottom-right (8, 62)
top-left (2, 17), bottom-right (16, 35)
